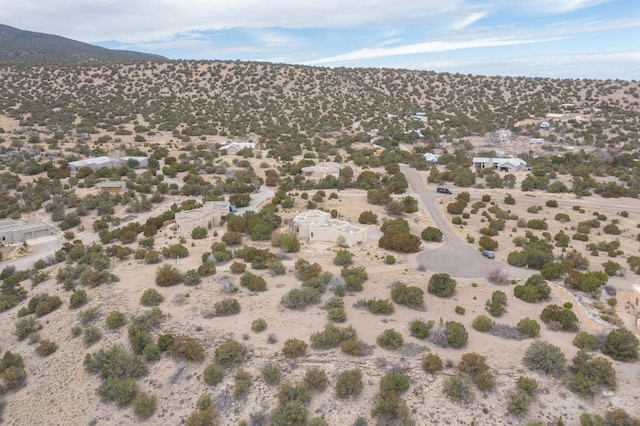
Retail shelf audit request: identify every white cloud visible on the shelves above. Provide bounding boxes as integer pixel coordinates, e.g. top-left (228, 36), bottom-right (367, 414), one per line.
top-left (452, 12), bottom-right (487, 30)
top-left (305, 36), bottom-right (555, 65)
top-left (515, 0), bottom-right (614, 14)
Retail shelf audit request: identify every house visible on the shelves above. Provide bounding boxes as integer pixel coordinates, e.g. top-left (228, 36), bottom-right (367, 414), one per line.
top-left (423, 153), bottom-right (440, 163)
top-left (540, 121), bottom-right (550, 129)
top-left (292, 210), bottom-right (367, 247)
top-left (530, 138), bottom-right (545, 145)
top-left (301, 162), bottom-right (342, 180)
top-left (174, 201), bottom-right (230, 235)
top-left (219, 142), bottom-right (256, 155)
top-left (472, 157), bottom-right (528, 173)
top-left (96, 181), bottom-right (127, 194)
top-left (0, 219), bottom-right (52, 243)
top-left (68, 156), bottom-right (148, 174)
top-left (619, 285), bottom-right (640, 332)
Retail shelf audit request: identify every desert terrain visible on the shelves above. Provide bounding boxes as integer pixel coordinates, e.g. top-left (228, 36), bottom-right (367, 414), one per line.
top-left (0, 61), bottom-right (639, 426)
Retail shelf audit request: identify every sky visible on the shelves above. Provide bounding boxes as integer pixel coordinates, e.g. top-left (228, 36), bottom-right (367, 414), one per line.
top-left (1, 0), bottom-right (639, 80)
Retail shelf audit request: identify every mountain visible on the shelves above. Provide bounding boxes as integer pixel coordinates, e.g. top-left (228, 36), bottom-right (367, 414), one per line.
top-left (0, 24), bottom-right (166, 63)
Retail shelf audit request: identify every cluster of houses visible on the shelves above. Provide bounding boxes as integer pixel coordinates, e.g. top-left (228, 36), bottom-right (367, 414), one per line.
top-left (68, 156), bottom-right (149, 174)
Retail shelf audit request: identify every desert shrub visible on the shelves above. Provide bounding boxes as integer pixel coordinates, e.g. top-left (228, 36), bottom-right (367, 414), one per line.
top-left (84, 343), bottom-right (148, 380)
top-left (295, 258), bottom-right (322, 281)
top-left (603, 224), bottom-right (621, 235)
top-left (455, 305), bottom-right (465, 315)
top-left (384, 255), bottom-right (396, 265)
top-left (602, 327), bottom-right (639, 361)
top-left (69, 289), bottom-right (88, 309)
top-left (282, 338), bottom-right (308, 358)
top-left (310, 323), bottom-right (356, 349)
top-left (251, 318), bottom-right (267, 332)
top-left (262, 362), bottom-right (282, 385)
top-left (155, 264), bottom-right (182, 286)
top-left (142, 343), bottom-right (161, 362)
top-left (504, 194), bottom-right (516, 205)
top-left (105, 311), bottom-right (126, 329)
top-left (185, 398), bottom-right (219, 426)
top-left (229, 261), bottom-right (247, 274)
top-left (281, 287), bottom-right (321, 310)
top-left (458, 352), bottom-right (495, 392)
top-left (523, 341), bottom-right (566, 376)
top-left (27, 294), bottom-right (62, 317)
top-left (378, 231), bottom-right (421, 253)
top-left (35, 340), bottom-right (58, 357)
top-left (390, 283), bottom-right (424, 309)
top-left (485, 290), bottom-right (507, 317)
top-left (270, 400), bottom-right (307, 426)
top-left (359, 210), bottom-right (378, 224)
top-left (78, 306), bottom-right (100, 326)
top-left (546, 199), bottom-right (558, 207)
top-left (182, 269), bottom-right (201, 286)
top-left (214, 298), bottom-right (241, 316)
top-left (14, 317), bottom-right (42, 341)
top-left (517, 318), bottom-right (541, 338)
top-left (573, 331), bottom-right (599, 350)
top-left (157, 334), bottom-right (174, 352)
top-left (233, 369), bottom-right (252, 399)
top-left (555, 213), bottom-right (571, 222)
top-left (410, 319), bottom-right (434, 339)
top-left (514, 274), bottom-right (551, 303)
top-left (336, 369), bottom-right (363, 399)
top-left (341, 266), bottom-right (368, 291)
top-left (479, 236), bottom-right (499, 251)
top-left (140, 288), bottom-right (164, 306)
top-left (472, 315), bottom-right (494, 332)
top-left (507, 389), bottom-right (533, 416)
top-left (444, 321), bottom-right (468, 348)
top-left (604, 409), bottom-right (640, 426)
top-left (376, 329), bottom-right (403, 349)
top-left (128, 326), bottom-right (153, 354)
top-left (568, 350), bottom-right (616, 396)
top-left (421, 353), bottom-right (444, 374)
top-left (197, 263), bottom-right (217, 277)
top-left (168, 336), bottom-right (205, 362)
top-left (98, 376), bottom-right (139, 406)
top-left (191, 227), bottom-right (207, 240)
top-left (371, 372), bottom-right (412, 424)
top-left (240, 272), bottom-right (267, 291)
top-left (443, 373), bottom-right (473, 403)
top-left (427, 273), bottom-right (456, 297)
top-left (214, 339), bottom-right (246, 367)
top-left (162, 243), bottom-right (189, 259)
top-left (133, 392), bottom-right (156, 419)
top-left (203, 363), bottom-right (224, 386)
top-left (540, 304), bottom-right (579, 331)
top-left (333, 249), bottom-right (354, 266)
top-left (367, 298), bottom-right (395, 314)
top-left (421, 226), bottom-right (443, 242)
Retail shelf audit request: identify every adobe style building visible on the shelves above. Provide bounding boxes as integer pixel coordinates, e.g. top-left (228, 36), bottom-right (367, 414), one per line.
top-left (68, 156), bottom-right (148, 174)
top-left (0, 219), bottom-right (52, 243)
top-left (472, 157), bottom-right (529, 173)
top-left (219, 142), bottom-right (256, 155)
top-left (96, 181), bottom-right (127, 194)
top-left (174, 202), bottom-right (230, 235)
top-left (619, 285), bottom-right (640, 332)
top-left (300, 162), bottom-right (342, 180)
top-left (292, 210), bottom-right (367, 247)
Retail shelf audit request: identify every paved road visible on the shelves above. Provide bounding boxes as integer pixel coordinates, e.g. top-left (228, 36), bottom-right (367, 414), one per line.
top-left (401, 165), bottom-right (530, 280)
top-left (2, 236), bottom-right (62, 271)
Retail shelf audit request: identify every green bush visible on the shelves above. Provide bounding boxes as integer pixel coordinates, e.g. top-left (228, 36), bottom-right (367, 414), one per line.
top-left (517, 318), bottom-right (541, 338)
top-left (168, 336), bottom-right (205, 362)
top-left (523, 340), bottom-right (566, 376)
top-left (540, 304), bottom-right (579, 331)
top-left (514, 274), bottom-right (551, 303)
top-left (472, 315), bottom-right (494, 332)
top-left (341, 266), bottom-right (368, 291)
top-left (197, 262), bottom-right (217, 277)
top-left (602, 327), bottom-right (639, 361)
top-left (238, 270), bottom-right (266, 291)
top-left (376, 329), bottom-right (403, 349)
top-left (568, 350), bottom-right (616, 396)
top-left (282, 338), bottom-right (308, 358)
top-left (410, 319), bottom-right (434, 339)
top-left (367, 298), bottom-right (395, 314)
top-left (140, 288), bottom-right (164, 306)
top-left (27, 294), bottom-right (62, 317)
top-left (35, 340), bottom-right (58, 357)
top-left (155, 264), bottom-right (182, 286)
top-left (442, 373), bottom-right (473, 403)
top-left (444, 321), bottom-right (468, 348)
top-left (428, 273), bottom-right (456, 297)
top-left (69, 289), bottom-right (88, 309)
top-left (421, 226), bottom-right (443, 242)
top-left (191, 227), bottom-right (208, 239)
top-left (262, 362), bottom-right (282, 385)
top-left (485, 290), bottom-right (507, 317)
top-left (203, 363), bottom-right (224, 386)
top-left (335, 369), bottom-right (363, 399)
top-left (214, 339), bottom-right (246, 367)
top-left (214, 298), bottom-right (241, 316)
top-left (390, 283), bottom-right (424, 309)
top-left (1, 365), bottom-right (27, 390)
top-left (233, 369), bottom-right (252, 399)
top-left (281, 287), bottom-right (321, 310)
top-left (303, 367), bottom-right (328, 392)
top-left (573, 331), bottom-right (599, 350)
top-left (14, 317), bottom-right (41, 341)
top-left (162, 243), bottom-right (189, 259)
top-left (105, 311), bottom-right (126, 329)
top-left (310, 323), bottom-right (356, 349)
top-left (133, 392), bottom-right (156, 419)
top-left (333, 249), bottom-right (354, 266)
top-left (251, 318), bottom-right (267, 332)
top-left (99, 377), bottom-right (139, 406)
top-left (421, 353), bottom-right (444, 374)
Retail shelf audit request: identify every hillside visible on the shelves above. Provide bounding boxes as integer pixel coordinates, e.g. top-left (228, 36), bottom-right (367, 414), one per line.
top-left (0, 24), bottom-right (166, 63)
top-left (0, 61), bottom-right (639, 425)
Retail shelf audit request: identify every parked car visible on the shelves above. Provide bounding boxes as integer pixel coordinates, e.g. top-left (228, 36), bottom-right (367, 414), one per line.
top-left (436, 186), bottom-right (453, 194)
top-left (481, 250), bottom-right (495, 259)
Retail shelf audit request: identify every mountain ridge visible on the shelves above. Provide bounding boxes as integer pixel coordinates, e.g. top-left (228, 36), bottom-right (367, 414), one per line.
top-left (0, 23), bottom-right (167, 63)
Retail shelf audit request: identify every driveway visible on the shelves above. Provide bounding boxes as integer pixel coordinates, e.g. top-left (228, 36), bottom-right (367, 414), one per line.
top-left (401, 165), bottom-right (530, 280)
top-left (2, 236), bottom-right (62, 271)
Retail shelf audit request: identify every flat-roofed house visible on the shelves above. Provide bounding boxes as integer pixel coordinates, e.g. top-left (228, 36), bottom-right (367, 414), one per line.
top-left (472, 157), bottom-right (528, 173)
top-left (219, 142), bottom-right (256, 155)
top-left (69, 156), bottom-right (148, 174)
top-left (96, 181), bottom-right (127, 194)
top-left (175, 202), bottom-right (230, 235)
top-left (619, 285), bottom-right (640, 332)
top-left (301, 162), bottom-right (342, 180)
top-left (292, 210), bottom-right (367, 247)
top-left (0, 219), bottom-right (51, 243)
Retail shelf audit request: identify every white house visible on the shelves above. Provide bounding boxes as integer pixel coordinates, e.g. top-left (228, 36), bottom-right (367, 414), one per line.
top-left (68, 156), bottom-right (148, 174)
top-left (530, 138), bottom-right (545, 145)
top-left (301, 162), bottom-right (342, 180)
top-left (175, 202), bottom-right (230, 235)
top-left (423, 153), bottom-right (440, 162)
top-left (540, 121), bottom-right (550, 128)
top-left (292, 210), bottom-right (367, 247)
top-left (219, 142), bottom-right (256, 154)
top-left (0, 219), bottom-right (52, 243)
top-left (472, 157), bottom-right (528, 173)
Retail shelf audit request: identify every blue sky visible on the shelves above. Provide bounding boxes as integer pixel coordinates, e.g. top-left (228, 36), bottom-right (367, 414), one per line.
top-left (1, 0), bottom-right (639, 79)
